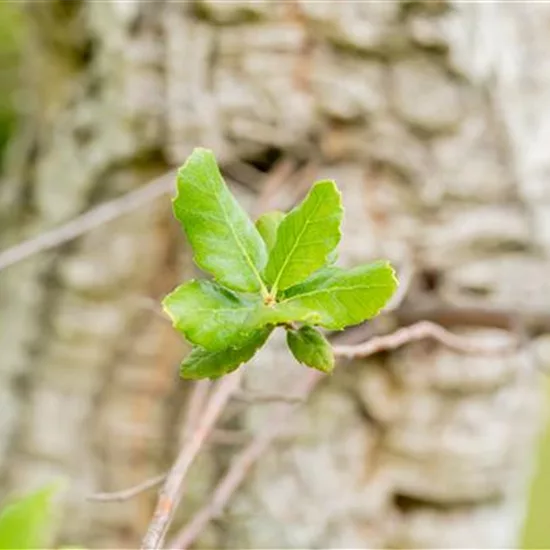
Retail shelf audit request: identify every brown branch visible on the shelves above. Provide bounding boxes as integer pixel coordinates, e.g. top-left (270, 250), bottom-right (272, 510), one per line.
top-left (0, 170), bottom-right (176, 272)
top-left (232, 391), bottom-right (306, 405)
top-left (181, 380), bottom-right (212, 444)
top-left (140, 370), bottom-right (243, 550)
top-left (169, 320), bottom-right (518, 549)
top-left (332, 320), bottom-right (517, 359)
top-left (168, 372), bottom-right (320, 550)
top-left (88, 474), bottom-right (167, 503)
top-left (397, 302), bottom-right (550, 336)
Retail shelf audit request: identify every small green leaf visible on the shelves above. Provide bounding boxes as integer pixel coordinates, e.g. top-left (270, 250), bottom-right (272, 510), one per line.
top-left (264, 180), bottom-right (343, 293)
top-left (0, 483), bottom-right (61, 550)
top-left (255, 211), bottom-right (284, 254)
top-left (286, 326), bottom-right (334, 373)
top-left (280, 266), bottom-right (341, 300)
top-left (173, 148), bottom-right (268, 294)
top-left (278, 261), bottom-right (398, 330)
top-left (163, 280), bottom-right (264, 351)
top-left (180, 328), bottom-right (273, 379)
top-left (163, 280), bottom-right (319, 351)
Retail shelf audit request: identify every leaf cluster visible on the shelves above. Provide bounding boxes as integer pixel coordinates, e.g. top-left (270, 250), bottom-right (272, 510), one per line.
top-left (163, 148), bottom-right (398, 379)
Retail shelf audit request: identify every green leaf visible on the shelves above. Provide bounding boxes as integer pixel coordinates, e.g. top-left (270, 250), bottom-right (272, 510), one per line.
top-left (163, 280), bottom-right (319, 351)
top-left (0, 483), bottom-right (61, 549)
top-left (286, 326), bottom-right (334, 373)
top-left (255, 211), bottom-right (284, 254)
top-left (163, 280), bottom-right (264, 351)
top-left (264, 180), bottom-right (343, 293)
top-left (173, 148), bottom-right (268, 294)
top-left (180, 328), bottom-right (273, 380)
top-left (277, 261), bottom-right (398, 330)
top-left (280, 266), bottom-right (341, 300)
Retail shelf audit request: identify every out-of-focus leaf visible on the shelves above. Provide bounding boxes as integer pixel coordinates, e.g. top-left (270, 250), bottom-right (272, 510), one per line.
top-left (0, 483), bottom-right (61, 550)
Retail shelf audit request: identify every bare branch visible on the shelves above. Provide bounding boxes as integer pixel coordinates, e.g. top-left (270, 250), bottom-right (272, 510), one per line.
top-left (232, 391), bottom-right (306, 405)
top-left (169, 321), bottom-right (518, 548)
top-left (181, 380), bottom-right (212, 444)
top-left (140, 370), bottom-right (244, 550)
top-left (169, 372), bottom-right (320, 550)
top-left (88, 474), bottom-right (167, 503)
top-left (397, 302), bottom-right (550, 336)
top-left (332, 320), bottom-right (517, 359)
top-left (0, 170), bottom-right (176, 272)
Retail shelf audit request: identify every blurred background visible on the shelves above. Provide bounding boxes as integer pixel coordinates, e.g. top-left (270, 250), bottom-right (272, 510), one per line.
top-left (1, 1), bottom-right (550, 548)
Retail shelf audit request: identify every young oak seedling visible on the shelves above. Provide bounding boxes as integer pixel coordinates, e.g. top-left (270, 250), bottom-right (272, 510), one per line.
top-left (163, 148), bottom-right (398, 379)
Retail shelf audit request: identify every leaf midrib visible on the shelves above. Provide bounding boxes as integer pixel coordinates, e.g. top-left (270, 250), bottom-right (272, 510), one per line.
top-left (183, 166), bottom-right (267, 294)
top-left (281, 283), bottom-right (393, 303)
top-left (270, 196), bottom-right (324, 294)
top-left (217, 184), bottom-right (267, 295)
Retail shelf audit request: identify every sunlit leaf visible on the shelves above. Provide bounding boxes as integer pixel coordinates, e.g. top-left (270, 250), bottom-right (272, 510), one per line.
top-left (163, 280), bottom-right (264, 351)
top-left (173, 148), bottom-right (267, 293)
top-left (180, 328), bottom-right (273, 379)
top-left (264, 180), bottom-right (343, 293)
top-left (278, 261), bottom-right (398, 330)
top-left (163, 280), bottom-right (319, 351)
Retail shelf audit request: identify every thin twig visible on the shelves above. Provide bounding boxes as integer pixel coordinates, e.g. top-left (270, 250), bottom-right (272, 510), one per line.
top-left (169, 321), bottom-right (518, 549)
top-left (181, 380), bottom-right (212, 444)
top-left (169, 372), bottom-right (320, 550)
top-left (397, 301), bottom-right (550, 336)
top-left (140, 370), bottom-right (244, 550)
top-left (0, 155), bottom-right (299, 274)
top-left (88, 473), bottom-right (167, 503)
top-left (0, 170), bottom-right (176, 272)
top-left (332, 320), bottom-right (517, 359)
top-left (232, 391), bottom-right (306, 405)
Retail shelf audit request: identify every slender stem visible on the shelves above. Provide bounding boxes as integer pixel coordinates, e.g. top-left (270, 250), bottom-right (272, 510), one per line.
top-left (169, 372), bottom-right (319, 550)
top-left (168, 321), bottom-right (517, 549)
top-left (140, 370), bottom-right (243, 550)
top-left (88, 474), bottom-right (167, 503)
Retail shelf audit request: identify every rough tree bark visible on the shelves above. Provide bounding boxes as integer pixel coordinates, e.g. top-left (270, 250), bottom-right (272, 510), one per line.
top-left (0, 1), bottom-right (549, 548)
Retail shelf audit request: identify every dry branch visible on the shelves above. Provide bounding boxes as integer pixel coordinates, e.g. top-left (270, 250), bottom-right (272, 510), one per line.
top-left (88, 474), bottom-right (167, 503)
top-left (169, 320), bottom-right (515, 549)
top-left (0, 170), bottom-right (176, 272)
top-left (181, 380), bottom-right (212, 443)
top-left (332, 320), bottom-right (517, 359)
top-left (168, 372), bottom-right (320, 550)
top-left (140, 370), bottom-right (244, 549)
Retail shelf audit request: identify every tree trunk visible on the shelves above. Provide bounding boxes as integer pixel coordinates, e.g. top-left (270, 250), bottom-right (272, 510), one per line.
top-left (1, 1), bottom-right (548, 548)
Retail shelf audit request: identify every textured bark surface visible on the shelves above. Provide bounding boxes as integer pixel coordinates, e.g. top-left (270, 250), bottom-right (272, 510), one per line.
top-left (0, 1), bottom-right (549, 548)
